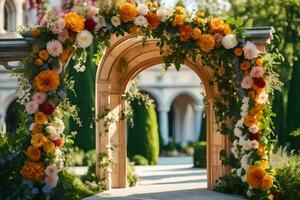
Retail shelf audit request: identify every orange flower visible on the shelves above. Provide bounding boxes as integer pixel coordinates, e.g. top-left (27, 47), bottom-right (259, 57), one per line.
top-left (31, 133), bottom-right (47, 148)
top-left (256, 58), bottom-right (264, 66)
top-left (129, 25), bottom-right (140, 34)
top-left (146, 12), bottom-right (160, 30)
top-left (34, 70), bottom-right (60, 92)
top-left (234, 48), bottom-right (243, 56)
top-left (64, 12), bottom-right (84, 32)
top-left (35, 58), bottom-right (43, 66)
top-left (34, 112), bottom-right (48, 125)
top-left (258, 142), bottom-right (267, 157)
top-left (39, 50), bottom-right (49, 60)
top-left (172, 15), bottom-right (185, 27)
top-left (192, 28), bottom-right (202, 40)
top-left (240, 60), bottom-right (250, 71)
top-left (209, 18), bottom-right (224, 33)
top-left (32, 124), bottom-right (43, 134)
top-left (174, 6), bottom-right (186, 15)
top-left (261, 174), bottom-right (273, 191)
top-left (223, 23), bottom-right (232, 35)
top-left (31, 29), bottom-right (40, 37)
top-left (119, 2), bottom-right (137, 22)
top-left (21, 160), bottom-right (45, 181)
top-left (43, 139), bottom-right (55, 154)
top-left (248, 90), bottom-right (257, 100)
top-left (258, 160), bottom-right (269, 170)
top-left (246, 165), bottom-right (266, 189)
top-left (179, 25), bottom-right (193, 42)
top-left (243, 114), bottom-right (257, 127)
top-left (27, 146), bottom-right (41, 161)
top-left (60, 49), bottom-right (70, 62)
top-left (250, 104), bottom-right (264, 115)
top-left (196, 34), bottom-right (215, 52)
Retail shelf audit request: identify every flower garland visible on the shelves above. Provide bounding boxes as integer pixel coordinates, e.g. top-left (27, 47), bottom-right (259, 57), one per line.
top-left (15, 1), bottom-right (281, 199)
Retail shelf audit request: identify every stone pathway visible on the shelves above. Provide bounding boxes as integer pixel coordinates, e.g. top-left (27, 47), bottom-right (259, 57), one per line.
top-left (84, 157), bottom-right (244, 200)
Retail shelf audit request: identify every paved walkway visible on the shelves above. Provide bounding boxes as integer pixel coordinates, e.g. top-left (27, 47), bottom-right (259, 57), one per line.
top-left (84, 157), bottom-right (244, 200)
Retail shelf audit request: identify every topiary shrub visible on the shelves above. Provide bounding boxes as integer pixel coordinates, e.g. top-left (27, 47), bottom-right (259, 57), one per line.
top-left (132, 155), bottom-right (149, 166)
top-left (127, 159), bottom-right (139, 187)
top-left (193, 141), bottom-right (206, 168)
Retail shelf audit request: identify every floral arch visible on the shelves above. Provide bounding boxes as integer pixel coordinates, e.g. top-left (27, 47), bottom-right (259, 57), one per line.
top-left (13, 1), bottom-right (280, 199)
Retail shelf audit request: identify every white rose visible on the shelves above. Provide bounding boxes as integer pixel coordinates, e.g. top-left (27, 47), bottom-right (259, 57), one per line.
top-left (76, 30), bottom-right (93, 48)
top-left (249, 140), bottom-right (259, 149)
top-left (46, 126), bottom-right (57, 135)
top-left (111, 16), bottom-right (121, 27)
top-left (137, 4), bottom-right (149, 16)
top-left (156, 7), bottom-right (172, 22)
top-left (234, 127), bottom-right (242, 138)
top-left (134, 15), bottom-right (148, 27)
top-left (221, 34), bottom-right (238, 49)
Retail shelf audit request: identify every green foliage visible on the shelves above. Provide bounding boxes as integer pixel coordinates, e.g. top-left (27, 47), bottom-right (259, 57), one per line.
top-left (127, 159), bottom-right (139, 187)
top-left (193, 141), bottom-right (206, 168)
top-left (132, 155), bottom-right (149, 166)
top-left (127, 99), bottom-right (160, 165)
top-left (290, 128), bottom-right (300, 137)
top-left (214, 174), bottom-right (247, 195)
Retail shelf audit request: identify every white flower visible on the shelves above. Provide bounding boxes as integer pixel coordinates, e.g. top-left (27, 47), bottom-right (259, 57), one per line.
top-left (249, 125), bottom-right (259, 134)
top-left (53, 109), bottom-right (63, 118)
top-left (234, 127), bottom-right (242, 138)
top-left (241, 154), bottom-right (250, 170)
top-left (237, 168), bottom-right (243, 177)
top-left (46, 40), bottom-right (63, 57)
top-left (231, 147), bottom-right (239, 158)
top-left (76, 30), bottom-right (93, 48)
top-left (243, 41), bottom-right (260, 60)
top-left (241, 103), bottom-right (249, 112)
top-left (249, 140), bottom-right (259, 149)
top-left (221, 34), bottom-right (238, 49)
top-left (45, 174), bottom-right (59, 188)
top-left (236, 119), bottom-right (244, 128)
top-left (52, 117), bottom-right (65, 134)
top-left (46, 126), bottom-right (57, 135)
top-left (54, 148), bottom-right (62, 158)
top-left (242, 97), bottom-right (249, 104)
top-left (29, 123), bottom-right (35, 131)
top-left (94, 15), bottom-right (106, 31)
top-left (134, 15), bottom-right (148, 27)
top-left (50, 18), bottom-right (66, 34)
top-left (241, 175), bottom-right (247, 182)
top-left (137, 4), bottom-right (149, 16)
top-left (233, 140), bottom-right (239, 147)
top-left (45, 164), bottom-right (59, 176)
top-left (111, 16), bottom-right (121, 27)
top-left (240, 110), bottom-right (248, 117)
top-left (156, 7), bottom-right (172, 22)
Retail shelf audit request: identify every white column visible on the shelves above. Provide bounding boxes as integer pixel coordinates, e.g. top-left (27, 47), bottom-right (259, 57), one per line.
top-left (158, 109), bottom-right (169, 145)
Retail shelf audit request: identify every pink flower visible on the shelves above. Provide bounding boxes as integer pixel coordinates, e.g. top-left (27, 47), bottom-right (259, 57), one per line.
top-left (45, 174), bottom-right (59, 188)
top-left (25, 101), bottom-right (39, 114)
top-left (50, 18), bottom-right (66, 34)
top-left (32, 92), bottom-right (47, 104)
top-left (256, 92), bottom-right (269, 104)
top-left (250, 66), bottom-right (265, 78)
top-left (249, 125), bottom-right (259, 134)
top-left (241, 76), bottom-right (253, 89)
top-left (87, 5), bottom-right (99, 17)
top-left (45, 164), bottom-right (59, 176)
top-left (214, 33), bottom-right (224, 43)
top-left (243, 41), bottom-right (260, 60)
top-left (58, 29), bottom-right (69, 43)
top-left (46, 40), bottom-right (63, 57)
top-left (249, 140), bottom-right (259, 149)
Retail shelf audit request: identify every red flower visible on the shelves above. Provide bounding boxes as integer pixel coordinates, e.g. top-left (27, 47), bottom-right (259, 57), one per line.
top-left (253, 77), bottom-right (266, 88)
top-left (40, 102), bottom-right (55, 115)
top-left (250, 131), bottom-right (261, 141)
top-left (54, 138), bottom-right (63, 147)
top-left (84, 18), bottom-right (97, 32)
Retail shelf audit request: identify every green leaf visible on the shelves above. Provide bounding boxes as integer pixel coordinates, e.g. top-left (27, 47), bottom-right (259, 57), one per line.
top-left (245, 19), bottom-right (253, 28)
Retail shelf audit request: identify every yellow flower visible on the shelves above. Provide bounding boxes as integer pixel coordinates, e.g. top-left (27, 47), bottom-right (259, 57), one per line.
top-left (27, 146), bottom-right (41, 161)
top-left (172, 15), bottom-right (185, 27)
top-left (192, 28), bottom-right (202, 40)
top-left (256, 58), bottom-right (264, 66)
top-left (119, 2), bottom-right (137, 22)
top-left (43, 139), bottom-right (55, 154)
top-left (261, 174), bottom-right (273, 191)
top-left (258, 142), bottom-right (267, 157)
top-left (246, 165), bottom-right (266, 189)
top-left (34, 112), bottom-right (48, 125)
top-left (31, 133), bottom-right (47, 148)
top-left (174, 6), bottom-right (186, 15)
top-left (179, 25), bottom-right (193, 42)
top-left (210, 18), bottom-right (224, 33)
top-left (39, 50), bottom-right (49, 60)
top-left (34, 70), bottom-right (60, 92)
top-left (21, 160), bottom-right (45, 181)
top-left (223, 24), bottom-right (232, 35)
top-left (64, 12), bottom-right (84, 32)
top-left (258, 160), bottom-right (269, 169)
top-left (196, 34), bottom-right (215, 52)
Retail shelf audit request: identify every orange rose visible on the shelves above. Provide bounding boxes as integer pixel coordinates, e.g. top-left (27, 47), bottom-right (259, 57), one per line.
top-left (261, 174), bottom-right (273, 191)
top-left (39, 50), bottom-right (49, 60)
top-left (256, 58), bottom-right (264, 66)
top-left (172, 15), bottom-right (185, 27)
top-left (179, 25), bottom-right (193, 42)
top-left (21, 160), bottom-right (45, 181)
top-left (196, 34), bottom-right (215, 52)
top-left (60, 49), bottom-right (70, 62)
top-left (119, 2), bottom-right (137, 22)
top-left (35, 58), bottom-right (43, 66)
top-left (129, 25), bottom-right (140, 34)
top-left (209, 18), bottom-right (224, 33)
top-left (246, 165), bottom-right (266, 189)
top-left (34, 112), bottom-right (48, 125)
top-left (32, 124), bottom-right (43, 134)
top-left (27, 146), bottom-right (41, 161)
top-left (31, 133), bottom-right (47, 148)
top-left (234, 48), bottom-right (243, 56)
top-left (192, 28), bottom-right (202, 40)
top-left (240, 60), bottom-right (250, 71)
top-left (43, 139), bottom-right (55, 154)
top-left (64, 12), bottom-right (84, 32)
top-left (34, 70), bottom-right (60, 92)
top-left (146, 12), bottom-right (160, 30)
top-left (243, 114), bottom-right (257, 127)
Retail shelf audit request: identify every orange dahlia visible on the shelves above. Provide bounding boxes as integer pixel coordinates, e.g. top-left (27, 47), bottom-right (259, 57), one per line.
top-left (21, 160), bottom-right (45, 181)
top-left (64, 12), bottom-right (84, 32)
top-left (192, 28), bottom-right (202, 40)
top-left (39, 50), bottom-right (49, 60)
top-left (31, 133), bottom-right (47, 148)
top-left (34, 112), bottom-right (48, 125)
top-left (246, 165), bottom-right (266, 189)
top-left (27, 146), bottom-right (41, 161)
top-left (262, 174), bottom-right (273, 191)
top-left (119, 2), bottom-right (137, 23)
top-left (34, 70), bottom-right (60, 92)
top-left (146, 12), bottom-right (160, 30)
top-left (196, 34), bottom-right (215, 52)
top-left (179, 25), bottom-right (193, 42)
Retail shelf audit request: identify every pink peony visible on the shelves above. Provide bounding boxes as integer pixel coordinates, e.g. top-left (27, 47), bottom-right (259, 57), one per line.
top-left (249, 124), bottom-right (259, 134)
top-left (241, 76), bottom-right (253, 89)
top-left (250, 66), bottom-right (265, 78)
top-left (214, 33), bottom-right (224, 43)
top-left (32, 92), bottom-right (47, 104)
top-left (87, 5), bottom-right (99, 17)
top-left (45, 164), bottom-right (59, 176)
top-left (58, 29), bottom-right (69, 43)
top-left (256, 92), bottom-right (269, 104)
top-left (46, 40), bottom-right (63, 57)
top-left (45, 174), bottom-right (59, 188)
top-left (50, 18), bottom-right (66, 34)
top-left (25, 101), bottom-right (39, 114)
top-left (243, 41), bottom-right (260, 60)
top-left (249, 140), bottom-right (259, 149)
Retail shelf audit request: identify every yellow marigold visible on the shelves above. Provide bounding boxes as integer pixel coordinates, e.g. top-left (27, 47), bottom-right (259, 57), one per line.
top-left (172, 15), bottom-right (185, 27)
top-left (240, 60), bottom-right (250, 71)
top-left (209, 18), bottom-right (224, 33)
top-left (146, 12), bottom-right (160, 30)
top-left (261, 174), bottom-right (273, 191)
top-left (192, 28), bottom-right (202, 40)
top-left (179, 25), bottom-right (193, 42)
top-left (256, 58), bottom-right (264, 66)
top-left (196, 34), bottom-right (215, 52)
top-left (175, 6), bottom-right (186, 15)
top-left (246, 165), bottom-right (266, 189)
top-left (34, 70), bottom-right (60, 92)
top-left (21, 160), bottom-right (45, 181)
top-left (64, 12), bottom-right (84, 32)
top-left (27, 146), bottom-right (41, 161)
top-left (119, 2), bottom-right (137, 23)
top-left (43, 139), bottom-right (55, 154)
top-left (129, 25), bottom-right (140, 35)
top-left (39, 50), bottom-right (49, 60)
top-left (31, 29), bottom-right (40, 37)
top-left (34, 111), bottom-right (48, 125)
top-left (31, 133), bottom-right (47, 148)
top-left (32, 124), bottom-right (43, 134)
top-left (234, 47), bottom-right (243, 56)
top-left (60, 48), bottom-right (70, 62)
top-left (243, 114), bottom-right (257, 127)
top-left (35, 58), bottom-right (43, 66)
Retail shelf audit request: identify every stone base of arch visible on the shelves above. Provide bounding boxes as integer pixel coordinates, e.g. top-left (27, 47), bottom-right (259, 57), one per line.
top-left (95, 35), bottom-right (230, 189)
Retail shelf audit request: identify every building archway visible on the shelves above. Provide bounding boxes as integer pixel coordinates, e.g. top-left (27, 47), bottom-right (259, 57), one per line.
top-left (96, 35), bottom-right (229, 190)
top-left (0, 0), bottom-right (22, 32)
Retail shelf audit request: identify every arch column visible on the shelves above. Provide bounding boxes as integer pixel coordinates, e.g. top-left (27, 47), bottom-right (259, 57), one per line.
top-left (157, 107), bottom-right (170, 145)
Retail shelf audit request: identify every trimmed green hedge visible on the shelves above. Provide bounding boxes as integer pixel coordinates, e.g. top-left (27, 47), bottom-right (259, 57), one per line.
top-left (193, 141), bottom-right (206, 168)
top-left (132, 155), bottom-right (149, 165)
